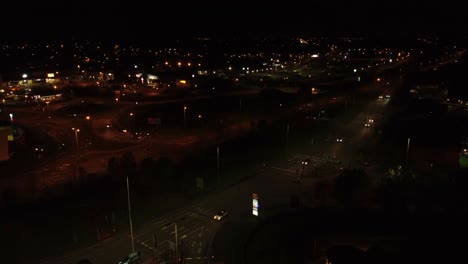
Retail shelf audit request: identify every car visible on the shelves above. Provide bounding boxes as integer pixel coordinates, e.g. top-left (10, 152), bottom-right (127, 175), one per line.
top-left (336, 137), bottom-right (343, 142)
top-left (214, 210), bottom-right (228, 221)
top-left (364, 122), bottom-right (371, 127)
top-left (119, 252), bottom-right (140, 264)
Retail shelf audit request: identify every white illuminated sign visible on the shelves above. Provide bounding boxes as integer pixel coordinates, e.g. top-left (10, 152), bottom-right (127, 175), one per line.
top-left (252, 193), bottom-right (259, 216)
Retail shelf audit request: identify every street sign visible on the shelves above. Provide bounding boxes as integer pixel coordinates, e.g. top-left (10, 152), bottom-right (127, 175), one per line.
top-left (252, 193), bottom-right (259, 216)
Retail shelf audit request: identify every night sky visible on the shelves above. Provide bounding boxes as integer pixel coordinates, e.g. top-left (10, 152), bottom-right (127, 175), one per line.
top-left (2, 0), bottom-right (466, 41)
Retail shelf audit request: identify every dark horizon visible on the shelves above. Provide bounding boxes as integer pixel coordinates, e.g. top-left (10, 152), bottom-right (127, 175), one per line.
top-left (2, 1), bottom-right (467, 42)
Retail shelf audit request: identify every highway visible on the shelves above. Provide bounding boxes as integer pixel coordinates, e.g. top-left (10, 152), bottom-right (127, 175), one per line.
top-left (36, 74), bottom-right (395, 264)
top-left (207, 75), bottom-right (399, 264)
top-left (16, 50), bottom-right (458, 264)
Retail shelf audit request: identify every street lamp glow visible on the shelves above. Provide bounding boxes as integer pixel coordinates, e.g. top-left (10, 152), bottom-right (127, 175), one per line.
top-left (71, 128), bottom-right (81, 162)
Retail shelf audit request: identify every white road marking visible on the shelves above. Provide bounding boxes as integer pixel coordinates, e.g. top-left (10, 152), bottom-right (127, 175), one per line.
top-left (271, 166), bottom-right (296, 173)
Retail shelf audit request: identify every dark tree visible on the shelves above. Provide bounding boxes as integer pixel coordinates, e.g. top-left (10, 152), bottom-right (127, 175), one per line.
top-left (375, 166), bottom-right (417, 214)
top-left (141, 157), bottom-right (157, 182)
top-left (107, 156), bottom-right (122, 181)
top-left (121, 151), bottom-right (137, 180)
top-left (77, 259), bottom-right (92, 264)
top-left (333, 168), bottom-right (370, 207)
top-left (155, 157), bottom-right (174, 183)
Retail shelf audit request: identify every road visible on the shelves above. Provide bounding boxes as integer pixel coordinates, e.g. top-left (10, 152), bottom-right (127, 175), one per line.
top-left (33, 66), bottom-right (399, 264)
top-left (2, 86), bottom-right (346, 206)
top-left (207, 75), bottom-right (399, 264)
top-left (38, 74), bottom-right (395, 264)
top-left (208, 52), bottom-right (465, 264)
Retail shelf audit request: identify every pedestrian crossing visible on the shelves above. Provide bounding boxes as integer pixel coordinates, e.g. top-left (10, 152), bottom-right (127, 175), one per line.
top-left (130, 203), bottom-right (221, 262)
top-left (288, 153), bottom-right (322, 163)
top-left (275, 154), bottom-right (327, 177)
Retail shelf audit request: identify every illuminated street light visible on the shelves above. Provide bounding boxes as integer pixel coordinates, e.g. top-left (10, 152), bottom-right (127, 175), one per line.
top-left (71, 128), bottom-right (81, 181)
top-left (300, 159), bottom-right (309, 180)
top-left (72, 128), bottom-right (80, 152)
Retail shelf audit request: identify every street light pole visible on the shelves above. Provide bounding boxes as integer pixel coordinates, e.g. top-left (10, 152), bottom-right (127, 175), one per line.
top-left (72, 128), bottom-right (80, 153)
top-left (174, 223), bottom-right (178, 262)
top-left (285, 123), bottom-right (289, 158)
top-left (163, 223), bottom-right (179, 262)
top-left (126, 176), bottom-right (135, 254)
top-left (406, 137), bottom-right (411, 168)
top-left (72, 128), bottom-right (80, 180)
top-left (217, 145), bottom-right (220, 186)
top-left (183, 106), bottom-right (187, 129)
